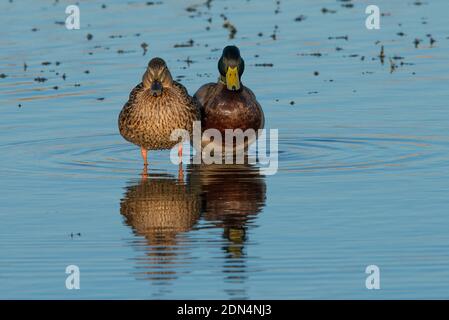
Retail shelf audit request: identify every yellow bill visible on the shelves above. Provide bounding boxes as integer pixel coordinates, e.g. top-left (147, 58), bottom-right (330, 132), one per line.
top-left (226, 66), bottom-right (240, 91)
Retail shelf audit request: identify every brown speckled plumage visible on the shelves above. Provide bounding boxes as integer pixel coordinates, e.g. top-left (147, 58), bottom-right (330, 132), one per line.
top-left (118, 58), bottom-right (200, 151)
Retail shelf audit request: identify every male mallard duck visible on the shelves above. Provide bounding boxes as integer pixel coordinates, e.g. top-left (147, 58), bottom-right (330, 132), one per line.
top-left (118, 57), bottom-right (200, 166)
top-left (194, 46), bottom-right (264, 152)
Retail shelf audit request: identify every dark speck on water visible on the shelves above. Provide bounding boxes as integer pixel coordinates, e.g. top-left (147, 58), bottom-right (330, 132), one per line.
top-left (321, 7), bottom-right (337, 14)
top-left (328, 35), bottom-right (348, 40)
top-left (223, 20), bottom-right (237, 39)
top-left (294, 15), bottom-right (306, 22)
top-left (174, 39), bottom-right (194, 48)
top-left (414, 38), bottom-right (421, 48)
top-left (299, 52), bottom-right (322, 57)
top-left (87, 33), bottom-right (93, 40)
top-left (141, 42), bottom-right (148, 55)
top-left (34, 77), bottom-right (47, 82)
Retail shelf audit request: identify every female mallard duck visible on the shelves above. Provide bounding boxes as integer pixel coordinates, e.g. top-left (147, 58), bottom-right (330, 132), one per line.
top-left (194, 46), bottom-right (264, 153)
top-left (118, 57), bottom-right (200, 166)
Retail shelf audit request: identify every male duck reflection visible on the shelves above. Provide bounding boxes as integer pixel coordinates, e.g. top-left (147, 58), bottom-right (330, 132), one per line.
top-left (188, 164), bottom-right (266, 259)
top-left (119, 164), bottom-right (266, 281)
top-left (118, 57), bottom-right (200, 167)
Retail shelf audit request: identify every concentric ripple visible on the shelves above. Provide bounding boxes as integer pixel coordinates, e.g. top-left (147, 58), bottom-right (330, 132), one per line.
top-left (278, 134), bottom-right (449, 174)
top-left (1, 131), bottom-right (448, 178)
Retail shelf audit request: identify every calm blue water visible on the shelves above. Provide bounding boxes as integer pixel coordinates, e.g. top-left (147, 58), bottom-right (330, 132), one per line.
top-left (1, 0), bottom-right (449, 299)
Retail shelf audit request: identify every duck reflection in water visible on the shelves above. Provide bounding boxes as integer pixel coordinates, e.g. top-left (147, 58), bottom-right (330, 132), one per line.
top-left (188, 163), bottom-right (266, 298)
top-left (120, 166), bottom-right (201, 284)
top-left (120, 163), bottom-right (266, 295)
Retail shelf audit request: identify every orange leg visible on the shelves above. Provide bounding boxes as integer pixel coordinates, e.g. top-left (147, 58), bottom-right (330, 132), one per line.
top-left (178, 144), bottom-right (183, 162)
top-left (141, 165), bottom-right (148, 181)
top-left (140, 147), bottom-right (148, 167)
top-left (178, 163), bottom-right (184, 183)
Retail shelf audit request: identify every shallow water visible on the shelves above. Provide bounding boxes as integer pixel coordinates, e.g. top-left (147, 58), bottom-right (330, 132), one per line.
top-left (1, 0), bottom-right (449, 299)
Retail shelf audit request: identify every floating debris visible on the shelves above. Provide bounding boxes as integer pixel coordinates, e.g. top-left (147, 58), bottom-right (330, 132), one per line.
top-left (42, 61), bottom-right (51, 66)
top-left (397, 32), bottom-right (406, 37)
top-left (185, 5), bottom-right (197, 12)
top-left (70, 232), bottom-right (82, 238)
top-left (275, 0), bottom-right (281, 14)
top-left (341, 3), bottom-right (354, 8)
top-left (180, 57), bottom-right (195, 67)
top-left (34, 77), bottom-right (47, 82)
top-left (379, 45), bottom-right (385, 64)
top-left (86, 33), bottom-right (93, 40)
top-left (116, 49), bottom-right (135, 54)
top-left (294, 15), bottom-right (307, 22)
top-left (298, 52), bottom-right (322, 57)
top-left (97, 97), bottom-right (105, 101)
top-left (223, 20), bottom-right (237, 39)
top-left (389, 58), bottom-right (397, 73)
top-left (270, 25), bottom-right (279, 40)
top-left (321, 7), bottom-right (337, 14)
top-left (328, 35), bottom-right (348, 40)
top-left (141, 42), bottom-right (148, 55)
top-left (174, 39), bottom-right (194, 48)
top-left (414, 38), bottom-right (421, 48)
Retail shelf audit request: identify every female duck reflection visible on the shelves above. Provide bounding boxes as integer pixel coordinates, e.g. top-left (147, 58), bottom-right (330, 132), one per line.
top-left (119, 164), bottom-right (266, 285)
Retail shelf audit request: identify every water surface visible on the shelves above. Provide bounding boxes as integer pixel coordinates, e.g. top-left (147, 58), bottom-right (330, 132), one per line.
top-left (1, 0), bottom-right (449, 299)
